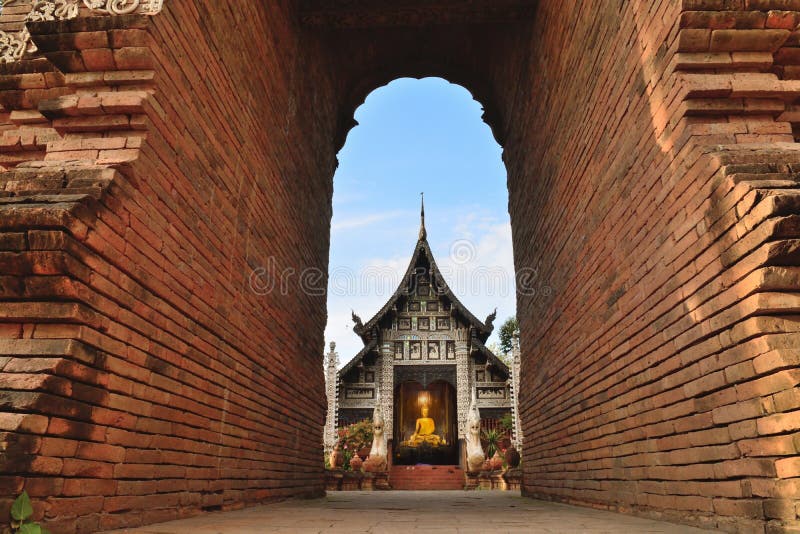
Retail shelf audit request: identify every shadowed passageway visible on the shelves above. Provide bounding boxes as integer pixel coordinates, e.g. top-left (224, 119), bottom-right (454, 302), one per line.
top-left (105, 492), bottom-right (716, 533)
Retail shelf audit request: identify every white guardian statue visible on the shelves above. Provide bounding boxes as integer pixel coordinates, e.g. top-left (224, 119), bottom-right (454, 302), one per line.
top-left (465, 388), bottom-right (484, 473)
top-left (364, 389), bottom-right (388, 472)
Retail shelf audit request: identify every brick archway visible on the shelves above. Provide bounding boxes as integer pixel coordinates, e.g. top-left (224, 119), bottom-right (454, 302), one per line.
top-left (332, 69), bottom-right (507, 154)
top-left (0, 2), bottom-right (798, 533)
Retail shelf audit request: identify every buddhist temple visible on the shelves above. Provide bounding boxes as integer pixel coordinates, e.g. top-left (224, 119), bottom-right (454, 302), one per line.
top-left (325, 198), bottom-right (521, 471)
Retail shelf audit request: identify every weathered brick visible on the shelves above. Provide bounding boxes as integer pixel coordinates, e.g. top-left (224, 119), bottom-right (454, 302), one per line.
top-left (775, 456), bottom-right (800, 478)
top-left (680, 29), bottom-right (713, 51)
top-left (710, 29), bottom-right (791, 51)
top-left (80, 48), bottom-right (115, 71)
top-left (758, 411), bottom-right (800, 434)
top-left (713, 498), bottom-right (764, 518)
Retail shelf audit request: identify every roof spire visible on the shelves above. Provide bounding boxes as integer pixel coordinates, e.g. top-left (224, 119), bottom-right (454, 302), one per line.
top-left (419, 192), bottom-right (427, 241)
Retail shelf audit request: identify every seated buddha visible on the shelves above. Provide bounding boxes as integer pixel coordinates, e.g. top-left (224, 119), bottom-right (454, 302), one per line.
top-left (406, 406), bottom-right (443, 447)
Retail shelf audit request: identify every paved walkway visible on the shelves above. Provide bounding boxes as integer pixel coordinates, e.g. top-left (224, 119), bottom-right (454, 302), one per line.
top-left (107, 491), bottom-right (716, 533)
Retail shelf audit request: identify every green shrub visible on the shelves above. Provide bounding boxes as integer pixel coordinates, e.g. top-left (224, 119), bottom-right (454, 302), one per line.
top-left (499, 413), bottom-right (513, 432)
top-left (340, 419), bottom-right (373, 452)
top-left (482, 428), bottom-right (501, 458)
top-left (9, 492), bottom-right (49, 534)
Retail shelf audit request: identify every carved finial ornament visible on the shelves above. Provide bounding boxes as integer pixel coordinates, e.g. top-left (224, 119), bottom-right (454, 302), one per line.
top-left (485, 308), bottom-right (497, 331)
top-left (351, 310), bottom-right (364, 333)
top-left (418, 192), bottom-right (426, 241)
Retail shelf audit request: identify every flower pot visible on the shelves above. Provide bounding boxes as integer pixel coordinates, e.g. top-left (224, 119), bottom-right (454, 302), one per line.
top-left (504, 446), bottom-right (521, 468)
top-left (363, 455), bottom-right (387, 473)
top-left (489, 451), bottom-right (502, 470)
top-left (350, 454), bottom-right (363, 472)
top-left (330, 448), bottom-right (344, 468)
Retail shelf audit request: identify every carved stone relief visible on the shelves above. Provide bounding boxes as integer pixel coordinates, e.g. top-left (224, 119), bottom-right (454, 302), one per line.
top-left (0, 27), bottom-right (30, 62)
top-left (28, 0), bottom-right (78, 21)
top-left (0, 0), bottom-right (165, 63)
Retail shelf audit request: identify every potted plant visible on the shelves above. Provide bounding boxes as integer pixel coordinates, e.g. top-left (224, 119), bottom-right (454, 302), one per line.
top-left (331, 419), bottom-right (375, 469)
top-left (342, 448), bottom-right (353, 470)
top-left (499, 413), bottom-right (513, 433)
top-left (350, 454), bottom-right (363, 472)
top-left (329, 445), bottom-right (344, 469)
top-left (498, 413), bottom-right (513, 449)
top-left (482, 428), bottom-right (501, 459)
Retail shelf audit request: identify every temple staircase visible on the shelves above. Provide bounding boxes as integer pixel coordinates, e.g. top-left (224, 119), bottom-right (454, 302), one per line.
top-left (389, 465), bottom-right (466, 490)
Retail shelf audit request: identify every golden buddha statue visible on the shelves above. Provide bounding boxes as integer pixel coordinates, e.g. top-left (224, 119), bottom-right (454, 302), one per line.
top-left (406, 405), bottom-right (443, 447)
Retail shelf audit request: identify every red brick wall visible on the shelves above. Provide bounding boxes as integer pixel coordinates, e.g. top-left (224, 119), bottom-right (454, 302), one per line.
top-left (0, 1), bottom-right (798, 533)
top-left (508, 1), bottom-right (800, 532)
top-left (0, 3), bottom-right (336, 532)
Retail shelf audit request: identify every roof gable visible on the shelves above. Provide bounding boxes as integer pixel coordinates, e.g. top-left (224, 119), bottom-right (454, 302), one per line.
top-left (352, 235), bottom-right (495, 342)
top-left (340, 198), bottom-right (502, 376)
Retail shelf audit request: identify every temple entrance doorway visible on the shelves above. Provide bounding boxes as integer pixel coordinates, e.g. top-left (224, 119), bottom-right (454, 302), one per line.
top-left (393, 380), bottom-right (458, 466)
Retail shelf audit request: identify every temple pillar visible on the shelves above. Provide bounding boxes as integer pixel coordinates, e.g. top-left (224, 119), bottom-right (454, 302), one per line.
top-left (378, 339), bottom-right (394, 440)
top-left (454, 329), bottom-right (471, 439)
top-left (323, 342), bottom-right (339, 458)
top-left (510, 337), bottom-right (523, 448)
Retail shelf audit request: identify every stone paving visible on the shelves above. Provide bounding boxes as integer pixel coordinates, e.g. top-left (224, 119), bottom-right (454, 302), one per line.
top-left (106, 491), bottom-right (717, 533)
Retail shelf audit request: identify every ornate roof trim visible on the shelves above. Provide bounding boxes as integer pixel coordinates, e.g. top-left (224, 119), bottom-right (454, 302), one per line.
top-left (337, 338), bottom-right (378, 379)
top-left (470, 337), bottom-right (509, 376)
top-left (353, 234), bottom-right (494, 342)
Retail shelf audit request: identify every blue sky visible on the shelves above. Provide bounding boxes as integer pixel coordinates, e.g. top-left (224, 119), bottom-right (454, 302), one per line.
top-left (326, 77), bottom-right (515, 362)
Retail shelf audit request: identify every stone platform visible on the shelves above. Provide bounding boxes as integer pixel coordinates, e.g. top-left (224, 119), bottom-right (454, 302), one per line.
top-left (104, 491), bottom-right (717, 533)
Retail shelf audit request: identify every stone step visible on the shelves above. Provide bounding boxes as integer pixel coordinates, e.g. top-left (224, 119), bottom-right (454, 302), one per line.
top-left (389, 465), bottom-right (465, 490)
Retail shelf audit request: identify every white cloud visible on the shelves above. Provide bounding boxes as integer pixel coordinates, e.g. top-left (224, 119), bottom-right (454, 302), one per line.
top-left (436, 219), bottom-right (516, 345)
top-left (331, 210), bottom-right (407, 233)
top-left (324, 253), bottom-right (409, 364)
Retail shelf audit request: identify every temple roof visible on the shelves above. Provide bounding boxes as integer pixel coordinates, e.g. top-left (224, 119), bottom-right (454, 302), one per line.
top-left (471, 337), bottom-right (509, 376)
top-left (351, 196), bottom-right (496, 344)
top-left (338, 338), bottom-right (378, 378)
top-left (339, 197), bottom-right (504, 377)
